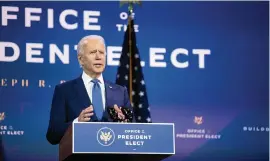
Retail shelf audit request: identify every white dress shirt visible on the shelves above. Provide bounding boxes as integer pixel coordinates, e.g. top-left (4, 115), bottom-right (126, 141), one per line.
top-left (73, 71), bottom-right (106, 122)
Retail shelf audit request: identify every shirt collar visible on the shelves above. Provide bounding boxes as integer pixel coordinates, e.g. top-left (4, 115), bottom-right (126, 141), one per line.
top-left (82, 71), bottom-right (104, 85)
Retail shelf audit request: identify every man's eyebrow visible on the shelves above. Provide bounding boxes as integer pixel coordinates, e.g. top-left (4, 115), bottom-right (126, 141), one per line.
top-left (90, 49), bottom-right (97, 52)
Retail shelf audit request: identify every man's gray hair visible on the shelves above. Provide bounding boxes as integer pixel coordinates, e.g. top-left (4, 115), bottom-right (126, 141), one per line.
top-left (77, 35), bottom-right (106, 55)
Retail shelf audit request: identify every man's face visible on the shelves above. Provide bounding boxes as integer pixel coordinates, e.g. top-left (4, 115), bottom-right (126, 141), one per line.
top-left (79, 39), bottom-right (106, 75)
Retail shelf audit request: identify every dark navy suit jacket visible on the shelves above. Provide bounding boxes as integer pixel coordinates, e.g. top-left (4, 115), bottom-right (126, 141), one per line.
top-left (46, 75), bottom-right (132, 145)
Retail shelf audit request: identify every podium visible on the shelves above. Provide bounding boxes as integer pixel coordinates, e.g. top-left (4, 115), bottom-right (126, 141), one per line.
top-left (59, 122), bottom-right (175, 161)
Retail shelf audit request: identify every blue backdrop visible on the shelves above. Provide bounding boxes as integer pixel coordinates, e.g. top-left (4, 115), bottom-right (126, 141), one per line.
top-left (0, 1), bottom-right (269, 161)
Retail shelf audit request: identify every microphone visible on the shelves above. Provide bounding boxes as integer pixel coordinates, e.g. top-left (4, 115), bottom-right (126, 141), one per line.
top-left (107, 107), bottom-right (133, 122)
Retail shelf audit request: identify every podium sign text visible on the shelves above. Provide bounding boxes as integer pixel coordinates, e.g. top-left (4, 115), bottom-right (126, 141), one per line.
top-left (73, 122), bottom-right (175, 154)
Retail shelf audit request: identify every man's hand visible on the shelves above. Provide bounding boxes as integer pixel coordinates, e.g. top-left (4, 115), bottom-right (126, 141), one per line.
top-left (78, 105), bottom-right (94, 122)
top-left (114, 104), bottom-right (127, 122)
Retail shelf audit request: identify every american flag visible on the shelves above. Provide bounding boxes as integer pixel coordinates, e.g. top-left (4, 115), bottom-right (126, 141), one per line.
top-left (115, 17), bottom-right (152, 123)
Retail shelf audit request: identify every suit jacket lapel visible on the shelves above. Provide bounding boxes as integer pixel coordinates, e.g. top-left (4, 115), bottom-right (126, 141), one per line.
top-left (74, 76), bottom-right (92, 109)
top-left (103, 80), bottom-right (114, 122)
top-left (74, 76), bottom-right (99, 121)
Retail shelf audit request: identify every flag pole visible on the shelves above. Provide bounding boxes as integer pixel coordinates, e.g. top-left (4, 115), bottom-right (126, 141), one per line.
top-left (128, 3), bottom-right (133, 105)
top-left (120, 0), bottom-right (141, 105)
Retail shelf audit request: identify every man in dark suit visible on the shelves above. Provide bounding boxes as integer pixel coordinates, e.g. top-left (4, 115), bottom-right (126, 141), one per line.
top-left (46, 35), bottom-right (132, 146)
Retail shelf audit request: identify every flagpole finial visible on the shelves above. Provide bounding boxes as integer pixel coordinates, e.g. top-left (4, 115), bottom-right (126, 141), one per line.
top-left (120, 0), bottom-right (142, 14)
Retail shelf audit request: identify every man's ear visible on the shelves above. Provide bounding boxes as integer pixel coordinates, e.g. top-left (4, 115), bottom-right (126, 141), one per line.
top-left (78, 54), bottom-right (83, 66)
